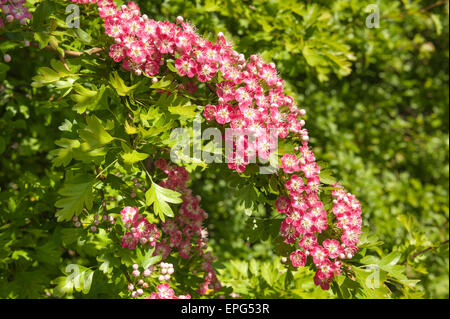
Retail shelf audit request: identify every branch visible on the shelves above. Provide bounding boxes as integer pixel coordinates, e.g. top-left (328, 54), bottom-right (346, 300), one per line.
top-left (122, 268), bottom-right (133, 284)
top-left (29, 41), bottom-right (104, 56)
top-left (64, 47), bottom-right (104, 56)
top-left (383, 0), bottom-right (449, 20)
top-left (401, 239), bottom-right (449, 265)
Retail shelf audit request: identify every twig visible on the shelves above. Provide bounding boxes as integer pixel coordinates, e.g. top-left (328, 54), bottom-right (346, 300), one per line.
top-left (95, 159), bottom-right (118, 179)
top-left (401, 239), bottom-right (449, 265)
top-left (119, 263), bottom-right (133, 284)
top-left (383, 0), bottom-right (449, 20)
top-left (29, 41), bottom-right (104, 57)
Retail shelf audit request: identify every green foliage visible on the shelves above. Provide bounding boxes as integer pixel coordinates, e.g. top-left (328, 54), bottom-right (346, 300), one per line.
top-left (55, 175), bottom-right (95, 222)
top-left (0, 0), bottom-right (448, 299)
top-left (145, 182), bottom-right (183, 221)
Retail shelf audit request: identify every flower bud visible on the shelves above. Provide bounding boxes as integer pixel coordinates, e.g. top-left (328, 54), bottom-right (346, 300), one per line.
top-left (3, 54), bottom-right (11, 63)
top-left (90, 226), bottom-right (97, 232)
top-left (132, 269), bottom-right (140, 277)
top-left (143, 269), bottom-right (151, 277)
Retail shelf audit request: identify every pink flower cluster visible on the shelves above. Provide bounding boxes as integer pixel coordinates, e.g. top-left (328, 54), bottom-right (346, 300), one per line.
top-left (147, 283), bottom-right (191, 299)
top-left (69, 0), bottom-right (363, 291)
top-left (127, 263), bottom-right (191, 299)
top-left (0, 0), bottom-right (32, 27)
top-left (120, 206), bottom-right (161, 249)
top-left (276, 144), bottom-right (362, 290)
top-left (277, 158), bottom-right (362, 290)
top-left (154, 158), bottom-right (221, 294)
top-left (118, 156), bottom-right (220, 296)
top-left (69, 0), bottom-right (305, 173)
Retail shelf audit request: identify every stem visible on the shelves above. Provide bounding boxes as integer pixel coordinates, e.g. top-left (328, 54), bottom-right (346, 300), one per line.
top-left (29, 41), bottom-right (104, 57)
top-left (120, 264), bottom-right (133, 284)
top-left (95, 159), bottom-right (118, 179)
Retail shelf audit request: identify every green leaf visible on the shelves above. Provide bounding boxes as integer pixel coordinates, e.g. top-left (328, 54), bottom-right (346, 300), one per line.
top-left (109, 71), bottom-right (140, 96)
top-left (168, 105), bottom-right (198, 118)
top-left (121, 150), bottom-right (149, 164)
top-left (32, 1), bottom-right (53, 28)
top-left (261, 262), bottom-right (276, 286)
top-left (34, 32), bottom-right (50, 49)
top-left (136, 247), bottom-right (161, 269)
top-left (80, 115), bottom-right (114, 148)
top-left (32, 60), bottom-right (78, 88)
top-left (125, 121), bottom-right (139, 135)
top-left (50, 138), bottom-right (81, 167)
top-left (150, 78), bottom-right (172, 89)
top-left (319, 170), bottom-right (337, 185)
top-left (35, 240), bottom-right (61, 265)
top-left (72, 84), bottom-right (107, 113)
top-left (249, 259), bottom-right (259, 276)
top-left (55, 176), bottom-right (95, 222)
top-left (145, 182), bottom-right (183, 221)
top-left (75, 28), bottom-right (92, 44)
